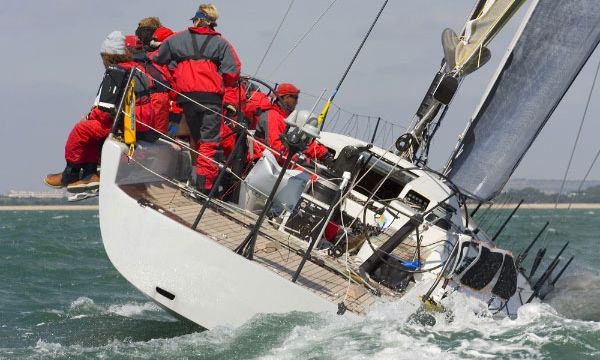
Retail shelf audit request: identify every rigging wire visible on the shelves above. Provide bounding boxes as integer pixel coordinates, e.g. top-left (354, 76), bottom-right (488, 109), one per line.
top-left (554, 53), bottom-right (600, 207)
top-left (317, 0), bottom-right (389, 128)
top-left (567, 147), bottom-right (600, 210)
top-left (267, 0), bottom-right (339, 78)
top-left (253, 0), bottom-right (296, 77)
top-left (564, 57), bottom-right (600, 210)
top-left (537, 52), bottom-right (600, 247)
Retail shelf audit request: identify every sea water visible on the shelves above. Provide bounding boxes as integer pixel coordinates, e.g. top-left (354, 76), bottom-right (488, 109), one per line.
top-left (0, 209), bottom-right (598, 359)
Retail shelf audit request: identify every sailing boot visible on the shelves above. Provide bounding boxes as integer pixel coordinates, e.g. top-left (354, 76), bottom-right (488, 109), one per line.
top-left (67, 163), bottom-right (100, 193)
top-left (44, 163), bottom-right (81, 188)
top-left (187, 175), bottom-right (211, 202)
top-left (196, 176), bottom-right (211, 195)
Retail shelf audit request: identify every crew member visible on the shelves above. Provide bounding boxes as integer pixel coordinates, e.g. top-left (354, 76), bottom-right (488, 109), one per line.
top-left (254, 83), bottom-right (332, 165)
top-left (44, 31), bottom-right (156, 192)
top-left (244, 83), bottom-right (271, 130)
top-left (148, 26), bottom-right (185, 137)
top-left (132, 19), bottom-right (174, 135)
top-left (153, 4), bottom-right (241, 194)
top-left (135, 17), bottom-right (162, 52)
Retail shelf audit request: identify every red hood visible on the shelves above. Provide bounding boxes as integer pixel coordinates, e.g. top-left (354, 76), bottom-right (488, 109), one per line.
top-left (188, 26), bottom-right (220, 36)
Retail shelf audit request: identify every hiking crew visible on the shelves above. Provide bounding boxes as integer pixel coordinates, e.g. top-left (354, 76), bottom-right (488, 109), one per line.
top-left (44, 31), bottom-right (156, 192)
top-left (153, 4), bottom-right (241, 194)
top-left (44, 4), bottom-right (337, 195)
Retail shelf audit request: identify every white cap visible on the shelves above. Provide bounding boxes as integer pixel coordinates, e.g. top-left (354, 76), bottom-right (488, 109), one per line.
top-left (100, 31), bottom-right (126, 55)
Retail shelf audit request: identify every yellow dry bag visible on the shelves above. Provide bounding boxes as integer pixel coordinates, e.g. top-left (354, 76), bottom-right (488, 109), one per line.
top-left (123, 79), bottom-right (136, 146)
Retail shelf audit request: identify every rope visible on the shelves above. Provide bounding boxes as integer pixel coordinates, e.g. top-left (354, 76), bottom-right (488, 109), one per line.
top-left (267, 0), bottom-right (339, 78)
top-left (254, 0), bottom-right (296, 77)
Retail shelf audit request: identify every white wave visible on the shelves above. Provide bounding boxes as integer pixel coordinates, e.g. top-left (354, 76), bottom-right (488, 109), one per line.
top-left (107, 302), bottom-right (162, 318)
top-left (70, 315), bottom-right (88, 320)
top-left (66, 296), bottom-right (175, 321)
top-left (34, 339), bottom-right (65, 356)
top-left (23, 292), bottom-right (599, 359)
top-left (260, 293), bottom-right (600, 360)
top-left (68, 296), bottom-right (100, 314)
top-left (51, 215), bottom-right (69, 220)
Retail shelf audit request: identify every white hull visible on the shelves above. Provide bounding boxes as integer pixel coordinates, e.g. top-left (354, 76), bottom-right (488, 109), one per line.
top-left (99, 136), bottom-right (338, 329)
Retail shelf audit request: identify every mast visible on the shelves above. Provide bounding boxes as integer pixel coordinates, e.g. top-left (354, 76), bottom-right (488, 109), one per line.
top-left (396, 0), bottom-right (526, 163)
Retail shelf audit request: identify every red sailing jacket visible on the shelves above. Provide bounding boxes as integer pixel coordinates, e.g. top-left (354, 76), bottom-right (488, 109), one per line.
top-left (223, 83), bottom-right (247, 115)
top-left (153, 26), bottom-right (241, 102)
top-left (134, 51), bottom-right (174, 132)
top-left (244, 89), bottom-right (271, 130)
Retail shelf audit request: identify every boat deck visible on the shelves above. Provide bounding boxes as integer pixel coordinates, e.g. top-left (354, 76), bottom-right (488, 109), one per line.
top-left (120, 181), bottom-right (389, 314)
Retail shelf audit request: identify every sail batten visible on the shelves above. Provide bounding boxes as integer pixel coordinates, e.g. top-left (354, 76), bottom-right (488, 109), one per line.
top-left (446, 0), bottom-right (600, 201)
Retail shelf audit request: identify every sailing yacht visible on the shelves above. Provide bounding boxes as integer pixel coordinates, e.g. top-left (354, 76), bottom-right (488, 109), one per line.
top-left (98, 0), bottom-right (600, 329)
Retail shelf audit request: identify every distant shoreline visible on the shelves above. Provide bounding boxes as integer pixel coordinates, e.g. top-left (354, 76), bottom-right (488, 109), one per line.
top-left (0, 205), bottom-right (99, 211)
top-left (1, 203), bottom-right (600, 211)
top-left (476, 203), bottom-right (600, 209)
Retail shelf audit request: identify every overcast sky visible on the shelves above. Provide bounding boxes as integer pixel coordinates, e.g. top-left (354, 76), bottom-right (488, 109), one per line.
top-left (2, 0), bottom-right (600, 193)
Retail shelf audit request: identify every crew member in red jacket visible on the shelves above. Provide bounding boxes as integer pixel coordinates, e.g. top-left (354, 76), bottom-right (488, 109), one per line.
top-left (254, 83), bottom-right (332, 165)
top-left (220, 83), bottom-right (247, 157)
top-left (146, 25), bottom-right (185, 137)
top-left (44, 31), bottom-right (156, 192)
top-left (142, 24), bottom-right (176, 135)
top-left (244, 84), bottom-right (271, 130)
top-left (153, 4), bottom-right (241, 194)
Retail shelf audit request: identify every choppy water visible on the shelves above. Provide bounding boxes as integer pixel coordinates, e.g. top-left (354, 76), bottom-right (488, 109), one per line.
top-left (0, 209), bottom-right (598, 359)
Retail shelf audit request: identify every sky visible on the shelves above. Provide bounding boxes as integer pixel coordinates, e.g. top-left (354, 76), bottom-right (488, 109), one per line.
top-left (2, 0), bottom-right (600, 193)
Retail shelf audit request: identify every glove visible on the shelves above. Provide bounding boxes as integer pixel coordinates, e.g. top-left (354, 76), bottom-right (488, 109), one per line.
top-left (225, 104), bottom-right (237, 116)
top-left (167, 122), bottom-right (179, 137)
